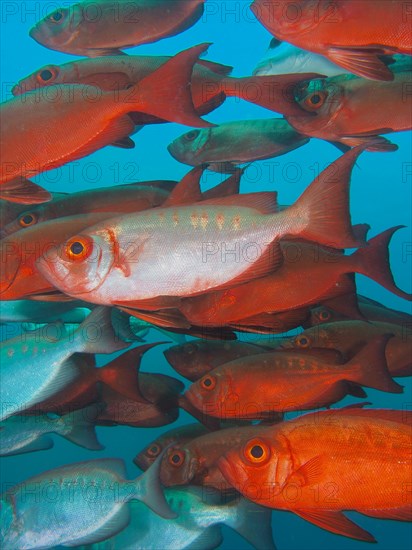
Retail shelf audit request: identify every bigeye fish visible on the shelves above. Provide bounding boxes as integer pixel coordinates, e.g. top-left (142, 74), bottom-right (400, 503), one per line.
top-left (251, 0), bottom-right (411, 81)
top-left (254, 40), bottom-right (351, 77)
top-left (167, 119), bottom-right (310, 173)
top-left (1, 181), bottom-right (176, 238)
top-left (287, 55), bottom-right (412, 151)
top-left (0, 405), bottom-right (103, 456)
top-left (36, 148), bottom-right (364, 305)
top-left (0, 454), bottom-right (175, 549)
top-left (217, 408), bottom-right (412, 542)
top-left (0, 307), bottom-right (128, 421)
top-left (0, 44), bottom-right (211, 199)
top-left (80, 486), bottom-right (277, 550)
top-left (29, 0), bottom-right (206, 56)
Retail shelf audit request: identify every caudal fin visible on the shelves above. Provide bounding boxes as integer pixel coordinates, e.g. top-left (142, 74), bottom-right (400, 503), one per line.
top-left (60, 404), bottom-right (104, 451)
top-left (75, 307), bottom-right (130, 355)
top-left (351, 226), bottom-right (412, 301)
top-left (286, 146), bottom-right (367, 249)
top-left (345, 334), bottom-right (403, 393)
top-left (122, 44), bottom-right (214, 128)
top-left (222, 73), bottom-right (324, 116)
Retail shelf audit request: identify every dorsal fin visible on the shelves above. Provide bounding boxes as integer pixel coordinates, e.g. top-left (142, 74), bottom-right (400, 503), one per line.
top-left (202, 169), bottom-right (242, 200)
top-left (162, 165), bottom-right (206, 207)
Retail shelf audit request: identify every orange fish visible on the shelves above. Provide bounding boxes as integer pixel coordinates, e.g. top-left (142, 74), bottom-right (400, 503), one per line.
top-left (251, 0), bottom-right (412, 80)
top-left (218, 407), bottom-right (412, 541)
top-left (0, 45), bottom-right (211, 193)
top-left (184, 335), bottom-right (402, 420)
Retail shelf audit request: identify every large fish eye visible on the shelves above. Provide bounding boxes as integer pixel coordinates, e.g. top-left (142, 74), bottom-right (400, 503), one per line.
top-left (64, 235), bottom-right (93, 262)
top-left (36, 66), bottom-right (59, 84)
top-left (183, 130), bottom-right (200, 142)
top-left (200, 375), bottom-right (216, 391)
top-left (302, 90), bottom-right (327, 112)
top-left (184, 343), bottom-right (196, 354)
top-left (49, 10), bottom-right (65, 23)
top-left (317, 309), bottom-right (332, 322)
top-left (18, 212), bottom-right (37, 228)
top-left (244, 438), bottom-right (271, 464)
top-left (146, 443), bottom-right (161, 458)
top-left (295, 335), bottom-right (311, 348)
top-left (168, 449), bottom-right (185, 467)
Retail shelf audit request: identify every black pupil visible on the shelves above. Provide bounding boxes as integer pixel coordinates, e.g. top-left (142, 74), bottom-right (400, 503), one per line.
top-left (186, 131), bottom-right (197, 140)
top-left (300, 337), bottom-right (308, 346)
top-left (52, 11), bottom-right (63, 21)
top-left (203, 378), bottom-right (212, 387)
top-left (70, 242), bottom-right (84, 255)
top-left (171, 454), bottom-right (181, 464)
top-left (321, 312), bottom-right (329, 320)
top-left (150, 446), bottom-right (159, 454)
top-left (40, 70), bottom-right (53, 81)
top-left (251, 445), bottom-right (264, 459)
top-left (310, 94), bottom-right (321, 105)
top-left (22, 215), bottom-right (33, 225)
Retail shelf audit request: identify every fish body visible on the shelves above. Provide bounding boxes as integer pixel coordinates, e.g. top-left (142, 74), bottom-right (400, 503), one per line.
top-left (1, 182), bottom-right (176, 238)
top-left (254, 41), bottom-right (351, 77)
top-left (185, 335), bottom-right (402, 419)
top-left (280, 320), bottom-right (412, 377)
top-left (180, 226), bottom-right (410, 326)
top-left (251, 0), bottom-right (412, 80)
top-left (80, 486), bottom-right (277, 550)
top-left (36, 148), bottom-right (364, 304)
top-left (134, 423), bottom-right (210, 470)
top-left (0, 405), bottom-right (103, 456)
top-left (167, 118), bottom-right (309, 172)
top-left (288, 56), bottom-right (412, 149)
top-left (1, 456), bottom-right (174, 549)
top-left (0, 300), bottom-right (91, 324)
top-left (0, 308), bottom-right (128, 421)
top-left (30, 0), bottom-right (206, 56)
top-left (218, 408), bottom-right (412, 541)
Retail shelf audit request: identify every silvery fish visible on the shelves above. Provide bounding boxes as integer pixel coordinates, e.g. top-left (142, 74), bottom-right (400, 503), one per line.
top-left (0, 405), bottom-right (103, 456)
top-left (254, 40), bottom-right (350, 77)
top-left (80, 486), bottom-right (277, 550)
top-left (0, 307), bottom-right (128, 421)
top-left (0, 455), bottom-right (174, 549)
top-left (167, 118), bottom-right (309, 173)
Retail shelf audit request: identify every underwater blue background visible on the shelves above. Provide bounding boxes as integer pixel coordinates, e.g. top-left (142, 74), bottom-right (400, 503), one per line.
top-left (1, 1), bottom-right (411, 549)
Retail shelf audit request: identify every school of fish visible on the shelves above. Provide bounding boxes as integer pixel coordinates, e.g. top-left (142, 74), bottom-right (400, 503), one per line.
top-left (0, 1), bottom-right (411, 549)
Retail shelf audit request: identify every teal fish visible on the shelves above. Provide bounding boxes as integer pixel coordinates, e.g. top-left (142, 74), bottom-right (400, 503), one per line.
top-left (0, 299), bottom-right (91, 325)
top-left (0, 307), bottom-right (128, 421)
top-left (1, 455), bottom-right (175, 549)
top-left (168, 118), bottom-right (309, 173)
top-left (80, 486), bottom-right (277, 550)
top-left (0, 405), bottom-right (103, 456)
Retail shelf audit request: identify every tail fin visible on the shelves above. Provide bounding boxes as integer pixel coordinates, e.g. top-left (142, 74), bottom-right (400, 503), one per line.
top-left (350, 226), bottom-right (412, 301)
top-left (286, 146), bottom-right (366, 249)
top-left (345, 334), bottom-right (403, 393)
top-left (122, 44), bottom-right (214, 128)
top-left (59, 404), bottom-right (104, 451)
top-left (222, 73), bottom-right (323, 116)
top-left (134, 449), bottom-right (177, 519)
top-left (223, 497), bottom-right (277, 550)
top-left (75, 307), bottom-right (130, 354)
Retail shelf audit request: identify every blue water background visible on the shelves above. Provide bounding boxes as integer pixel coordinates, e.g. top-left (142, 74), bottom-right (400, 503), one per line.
top-left (1, 1), bottom-right (411, 549)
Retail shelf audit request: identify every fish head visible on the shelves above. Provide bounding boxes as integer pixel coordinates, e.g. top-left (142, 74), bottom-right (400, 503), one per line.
top-left (164, 340), bottom-right (213, 380)
top-left (184, 370), bottom-right (232, 419)
top-left (36, 229), bottom-right (115, 298)
top-left (1, 208), bottom-right (44, 237)
top-left (12, 65), bottom-right (63, 96)
top-left (167, 128), bottom-right (211, 166)
top-left (29, 4), bottom-right (84, 54)
top-left (134, 438), bottom-right (166, 471)
top-left (160, 445), bottom-right (200, 487)
top-left (289, 77), bottom-right (343, 130)
top-left (217, 434), bottom-right (282, 498)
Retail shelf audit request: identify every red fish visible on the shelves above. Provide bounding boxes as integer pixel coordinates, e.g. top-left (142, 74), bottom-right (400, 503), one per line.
top-left (0, 45), bottom-right (212, 193)
top-left (184, 335), bottom-right (402, 420)
top-left (251, 0), bottom-right (412, 80)
top-left (218, 407), bottom-right (412, 541)
top-left (180, 226), bottom-right (411, 326)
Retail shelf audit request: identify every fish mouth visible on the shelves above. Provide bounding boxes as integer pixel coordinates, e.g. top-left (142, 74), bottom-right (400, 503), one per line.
top-left (133, 454), bottom-right (149, 471)
top-left (11, 84), bottom-right (23, 97)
